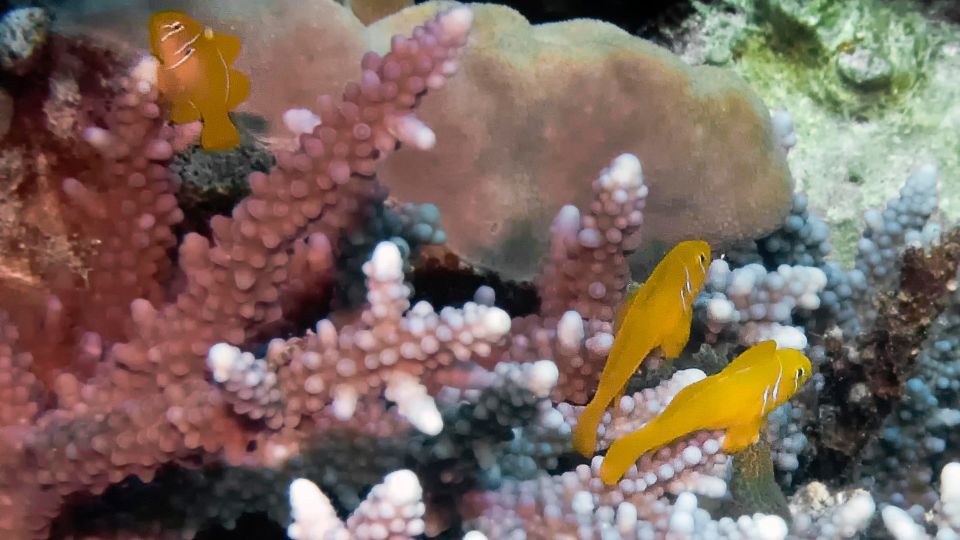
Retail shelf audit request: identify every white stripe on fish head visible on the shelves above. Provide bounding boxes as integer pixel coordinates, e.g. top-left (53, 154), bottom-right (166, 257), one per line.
top-left (174, 32), bottom-right (200, 56)
top-left (772, 354), bottom-right (783, 401)
top-left (760, 385), bottom-right (770, 416)
top-left (164, 47), bottom-right (195, 71)
top-left (160, 22), bottom-right (186, 43)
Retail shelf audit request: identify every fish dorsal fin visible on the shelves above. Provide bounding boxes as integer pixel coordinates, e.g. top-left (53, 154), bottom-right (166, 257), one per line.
top-left (214, 32), bottom-right (242, 64)
top-left (614, 281), bottom-right (645, 332)
top-left (723, 340), bottom-right (778, 374)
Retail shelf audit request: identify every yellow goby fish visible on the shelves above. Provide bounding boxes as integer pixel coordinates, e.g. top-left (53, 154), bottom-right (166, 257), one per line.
top-left (148, 11), bottom-right (250, 151)
top-left (599, 340), bottom-right (812, 485)
top-left (572, 240), bottom-right (711, 458)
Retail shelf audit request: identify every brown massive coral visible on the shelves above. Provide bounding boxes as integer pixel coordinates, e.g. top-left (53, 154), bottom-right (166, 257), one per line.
top-left (56, 0), bottom-right (794, 280)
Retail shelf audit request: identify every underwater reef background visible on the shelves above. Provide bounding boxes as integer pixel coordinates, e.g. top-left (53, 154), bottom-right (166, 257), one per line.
top-left (0, 0), bottom-right (959, 539)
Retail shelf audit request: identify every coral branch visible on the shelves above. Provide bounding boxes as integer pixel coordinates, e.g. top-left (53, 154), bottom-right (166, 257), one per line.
top-left (288, 470), bottom-right (426, 540)
top-left (537, 153), bottom-right (647, 322)
top-left (207, 241), bottom-right (511, 434)
top-left (811, 228), bottom-right (960, 476)
top-left (499, 153), bottom-right (650, 403)
top-left (0, 7), bottom-right (475, 538)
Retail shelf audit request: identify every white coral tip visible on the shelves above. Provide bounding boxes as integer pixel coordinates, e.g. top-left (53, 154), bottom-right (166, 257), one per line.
top-left (881, 505), bottom-right (925, 540)
top-left (388, 114), bottom-right (436, 150)
top-left (383, 469), bottom-right (423, 506)
top-left (439, 6), bottom-right (474, 39)
top-left (289, 478), bottom-right (324, 514)
top-left (482, 307), bottom-right (511, 337)
top-left (287, 478), bottom-right (341, 540)
top-left (674, 369), bottom-right (707, 387)
top-left (283, 108), bottom-right (322, 135)
top-left (206, 342), bottom-right (241, 383)
top-left (528, 360), bottom-right (559, 398)
top-left (473, 285), bottom-right (496, 306)
top-left (82, 126), bottom-right (114, 152)
top-left (385, 371), bottom-right (444, 435)
top-left (772, 325), bottom-right (808, 350)
top-left (754, 515), bottom-right (788, 540)
top-left (368, 241), bottom-right (404, 282)
top-left (706, 298), bottom-right (736, 324)
top-left (607, 153), bottom-right (642, 188)
top-left (332, 384), bottom-right (359, 420)
top-left (131, 56), bottom-right (159, 92)
top-left (557, 310), bottom-right (585, 350)
top-left (941, 462), bottom-right (960, 500)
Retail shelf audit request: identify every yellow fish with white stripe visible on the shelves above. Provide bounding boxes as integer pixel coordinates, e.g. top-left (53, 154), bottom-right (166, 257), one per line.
top-left (599, 340), bottom-right (812, 485)
top-left (148, 11), bottom-right (250, 151)
top-left (573, 240), bottom-right (711, 457)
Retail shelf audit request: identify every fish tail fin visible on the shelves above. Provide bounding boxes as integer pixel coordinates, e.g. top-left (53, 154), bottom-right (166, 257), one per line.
top-left (572, 400), bottom-right (607, 457)
top-left (200, 111), bottom-right (240, 151)
top-left (599, 417), bottom-right (684, 485)
top-left (573, 335), bottom-right (655, 458)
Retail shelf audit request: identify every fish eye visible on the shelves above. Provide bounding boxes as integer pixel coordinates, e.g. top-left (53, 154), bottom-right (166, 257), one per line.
top-left (698, 254), bottom-right (706, 263)
top-left (796, 368), bottom-right (805, 378)
top-left (172, 22), bottom-right (183, 30)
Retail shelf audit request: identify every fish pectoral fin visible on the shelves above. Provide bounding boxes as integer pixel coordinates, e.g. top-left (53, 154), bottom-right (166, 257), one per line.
top-left (721, 420), bottom-right (763, 453)
top-left (614, 281), bottom-right (644, 332)
top-left (226, 70), bottom-right (250, 110)
top-left (199, 109), bottom-right (241, 151)
top-left (659, 310), bottom-right (691, 358)
top-left (169, 99), bottom-right (201, 123)
top-left (215, 33), bottom-right (242, 64)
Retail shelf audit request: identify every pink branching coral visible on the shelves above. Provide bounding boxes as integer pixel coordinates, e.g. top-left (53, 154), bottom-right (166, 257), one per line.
top-left (206, 240), bottom-right (512, 435)
top-left (0, 6), bottom-right (474, 538)
top-left (0, 4), bottom-right (816, 538)
top-left (462, 371), bottom-right (735, 538)
top-left (288, 469), bottom-right (426, 540)
top-left (499, 153), bottom-right (648, 403)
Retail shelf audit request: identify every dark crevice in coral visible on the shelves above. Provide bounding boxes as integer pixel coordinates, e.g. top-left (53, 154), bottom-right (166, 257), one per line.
top-left (47, 463), bottom-right (285, 540)
top-left (194, 514), bottom-right (286, 540)
top-left (170, 114), bottom-right (272, 241)
top-left (44, 364), bottom-right (551, 539)
top-left (410, 253), bottom-right (540, 318)
top-left (439, 0), bottom-right (707, 41)
top-left (805, 228), bottom-right (960, 485)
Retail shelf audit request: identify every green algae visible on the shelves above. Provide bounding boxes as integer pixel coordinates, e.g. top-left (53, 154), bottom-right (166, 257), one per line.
top-left (727, 438), bottom-right (792, 521)
top-left (671, 0), bottom-right (960, 265)
top-left (712, 0), bottom-right (932, 118)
